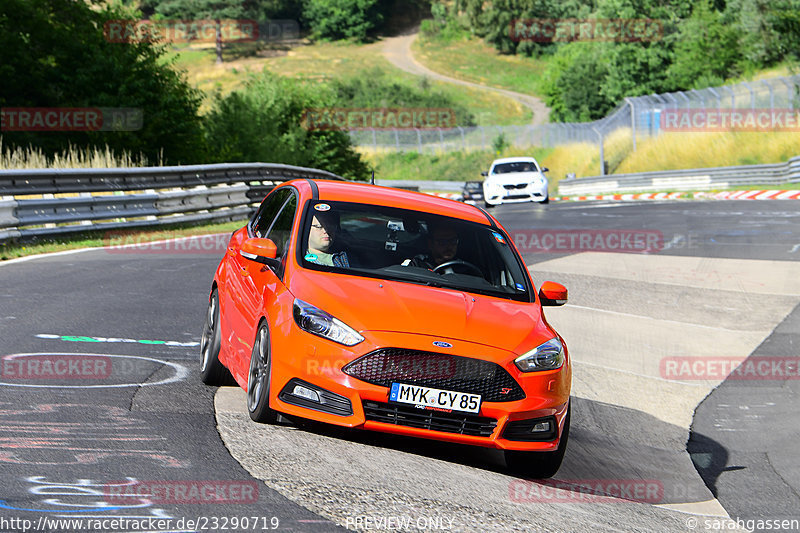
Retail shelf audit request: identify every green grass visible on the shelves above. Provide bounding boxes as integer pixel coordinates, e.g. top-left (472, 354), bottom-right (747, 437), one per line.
top-left (167, 40), bottom-right (531, 125)
top-left (365, 146), bottom-right (557, 184)
top-left (413, 32), bottom-right (549, 98)
top-left (0, 220), bottom-right (246, 261)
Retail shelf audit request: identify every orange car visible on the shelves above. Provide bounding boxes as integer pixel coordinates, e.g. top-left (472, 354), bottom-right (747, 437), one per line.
top-left (201, 179), bottom-right (571, 478)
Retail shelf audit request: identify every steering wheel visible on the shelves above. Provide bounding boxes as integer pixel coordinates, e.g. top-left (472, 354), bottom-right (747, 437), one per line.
top-left (433, 259), bottom-right (483, 277)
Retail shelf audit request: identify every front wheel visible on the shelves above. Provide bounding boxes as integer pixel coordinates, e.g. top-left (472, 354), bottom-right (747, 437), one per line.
top-left (247, 323), bottom-right (279, 423)
top-left (540, 196), bottom-right (550, 205)
top-left (504, 402), bottom-right (570, 479)
top-left (200, 289), bottom-right (230, 385)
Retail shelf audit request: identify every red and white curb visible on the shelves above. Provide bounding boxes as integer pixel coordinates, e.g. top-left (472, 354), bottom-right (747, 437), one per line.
top-left (423, 190), bottom-right (800, 202)
top-left (694, 190), bottom-right (800, 200)
top-left (553, 190), bottom-right (800, 202)
top-left (553, 192), bottom-right (688, 202)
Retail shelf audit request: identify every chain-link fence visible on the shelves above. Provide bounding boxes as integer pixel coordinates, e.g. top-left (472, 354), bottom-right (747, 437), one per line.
top-left (349, 75), bottom-right (800, 175)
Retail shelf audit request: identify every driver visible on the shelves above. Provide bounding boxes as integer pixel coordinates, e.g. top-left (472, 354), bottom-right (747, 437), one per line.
top-left (305, 211), bottom-right (350, 267)
top-left (407, 224), bottom-right (460, 271)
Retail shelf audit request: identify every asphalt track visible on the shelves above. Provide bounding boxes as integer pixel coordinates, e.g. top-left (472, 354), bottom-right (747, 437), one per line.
top-left (1, 199), bottom-right (798, 532)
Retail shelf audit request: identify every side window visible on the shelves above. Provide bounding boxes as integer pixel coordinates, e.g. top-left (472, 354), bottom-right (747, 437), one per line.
top-left (264, 193), bottom-right (298, 259)
top-left (251, 188), bottom-right (291, 238)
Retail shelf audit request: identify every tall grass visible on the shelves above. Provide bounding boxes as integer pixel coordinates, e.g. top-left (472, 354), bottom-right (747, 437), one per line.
top-left (617, 131), bottom-right (800, 173)
top-left (0, 138), bottom-right (156, 170)
top-left (366, 128), bottom-right (800, 191)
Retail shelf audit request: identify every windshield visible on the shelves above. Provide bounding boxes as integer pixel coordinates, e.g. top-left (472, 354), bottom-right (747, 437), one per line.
top-left (492, 161), bottom-right (539, 174)
top-left (298, 200), bottom-right (531, 302)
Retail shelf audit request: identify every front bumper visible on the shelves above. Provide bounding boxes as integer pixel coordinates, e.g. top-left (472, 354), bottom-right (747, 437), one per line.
top-left (484, 182), bottom-right (548, 205)
top-left (268, 329), bottom-right (571, 451)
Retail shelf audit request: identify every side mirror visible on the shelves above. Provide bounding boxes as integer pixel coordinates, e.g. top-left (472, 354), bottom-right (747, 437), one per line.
top-left (539, 281), bottom-right (567, 306)
top-left (541, 167), bottom-right (549, 173)
top-left (481, 171), bottom-right (488, 176)
top-left (240, 238), bottom-right (279, 266)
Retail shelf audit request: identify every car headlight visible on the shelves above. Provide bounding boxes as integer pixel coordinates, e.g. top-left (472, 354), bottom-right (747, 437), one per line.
top-left (293, 299), bottom-right (364, 346)
top-left (514, 337), bottom-right (564, 372)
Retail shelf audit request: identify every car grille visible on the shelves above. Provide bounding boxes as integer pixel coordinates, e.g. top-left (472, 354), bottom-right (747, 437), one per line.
top-left (503, 183), bottom-right (528, 190)
top-left (342, 348), bottom-right (525, 402)
top-left (363, 401), bottom-right (497, 437)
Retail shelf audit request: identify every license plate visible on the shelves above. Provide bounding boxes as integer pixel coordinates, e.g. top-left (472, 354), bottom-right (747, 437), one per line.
top-left (389, 383), bottom-right (481, 414)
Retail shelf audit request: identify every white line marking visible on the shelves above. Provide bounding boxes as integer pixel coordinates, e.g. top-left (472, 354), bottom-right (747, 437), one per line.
top-left (571, 360), bottom-right (709, 386)
top-left (0, 352), bottom-right (189, 389)
top-left (564, 304), bottom-right (754, 332)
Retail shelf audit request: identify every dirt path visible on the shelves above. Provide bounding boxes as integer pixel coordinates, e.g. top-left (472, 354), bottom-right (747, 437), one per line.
top-left (382, 29), bottom-right (550, 125)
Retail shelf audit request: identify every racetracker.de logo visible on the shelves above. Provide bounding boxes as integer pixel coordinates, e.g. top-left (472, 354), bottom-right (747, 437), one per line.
top-left (510, 18), bottom-right (663, 42)
top-left (0, 108), bottom-right (143, 132)
top-left (511, 229), bottom-right (664, 254)
top-left (660, 108), bottom-right (800, 132)
top-left (301, 108), bottom-right (457, 131)
top-left (104, 19), bottom-right (258, 43)
top-left (660, 356), bottom-right (800, 381)
top-left (1, 354), bottom-right (112, 380)
top-left (104, 480), bottom-right (259, 505)
top-left (103, 232), bottom-right (230, 254)
top-left (509, 479), bottom-right (664, 504)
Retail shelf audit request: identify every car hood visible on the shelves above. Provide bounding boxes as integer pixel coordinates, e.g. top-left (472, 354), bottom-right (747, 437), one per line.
top-left (486, 171), bottom-right (546, 184)
top-left (289, 269), bottom-right (553, 354)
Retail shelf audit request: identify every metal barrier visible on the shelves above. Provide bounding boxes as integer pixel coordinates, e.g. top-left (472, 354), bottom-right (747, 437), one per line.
top-left (0, 163), bottom-right (343, 242)
top-left (558, 156), bottom-right (800, 196)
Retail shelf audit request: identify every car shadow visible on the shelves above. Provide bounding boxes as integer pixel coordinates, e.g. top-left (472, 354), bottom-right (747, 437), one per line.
top-left (279, 396), bottom-right (729, 505)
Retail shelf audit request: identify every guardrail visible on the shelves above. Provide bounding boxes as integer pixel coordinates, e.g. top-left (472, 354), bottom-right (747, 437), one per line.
top-left (557, 156), bottom-right (800, 196)
top-left (0, 163), bottom-right (343, 243)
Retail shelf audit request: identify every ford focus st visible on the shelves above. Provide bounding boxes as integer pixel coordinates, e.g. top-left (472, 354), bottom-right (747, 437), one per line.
top-left (201, 179), bottom-right (571, 477)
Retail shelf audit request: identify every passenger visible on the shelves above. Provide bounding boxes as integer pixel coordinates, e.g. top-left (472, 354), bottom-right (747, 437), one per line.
top-left (304, 211), bottom-right (350, 267)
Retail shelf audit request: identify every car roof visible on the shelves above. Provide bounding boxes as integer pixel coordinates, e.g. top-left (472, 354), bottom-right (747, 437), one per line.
top-left (284, 179), bottom-right (495, 226)
top-left (490, 157), bottom-right (539, 165)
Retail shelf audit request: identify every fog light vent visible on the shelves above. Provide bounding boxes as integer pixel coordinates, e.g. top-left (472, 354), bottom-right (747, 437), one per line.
top-left (502, 415), bottom-right (557, 442)
top-left (278, 378), bottom-right (353, 416)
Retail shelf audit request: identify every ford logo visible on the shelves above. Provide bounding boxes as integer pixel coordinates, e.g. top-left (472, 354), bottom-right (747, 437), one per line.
top-left (432, 341), bottom-right (452, 348)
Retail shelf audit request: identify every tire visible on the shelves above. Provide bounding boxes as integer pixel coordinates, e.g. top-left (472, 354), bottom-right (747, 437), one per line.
top-left (504, 402), bottom-right (570, 479)
top-left (484, 200), bottom-right (495, 209)
top-left (200, 289), bottom-right (230, 386)
top-left (540, 196), bottom-right (550, 205)
top-left (247, 323), bottom-right (279, 423)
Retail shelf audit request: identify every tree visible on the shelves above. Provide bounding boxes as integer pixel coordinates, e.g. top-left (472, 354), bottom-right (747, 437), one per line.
top-left (155, 0), bottom-right (259, 63)
top-left (302, 0), bottom-right (383, 41)
top-left (723, 0), bottom-right (800, 69)
top-left (665, 0), bottom-right (739, 89)
top-left (0, 0), bottom-right (205, 164)
top-left (540, 43), bottom-right (614, 121)
top-left (203, 71), bottom-right (370, 180)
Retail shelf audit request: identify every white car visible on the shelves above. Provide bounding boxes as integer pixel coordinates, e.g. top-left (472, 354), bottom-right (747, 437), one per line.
top-left (481, 157), bottom-right (549, 207)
